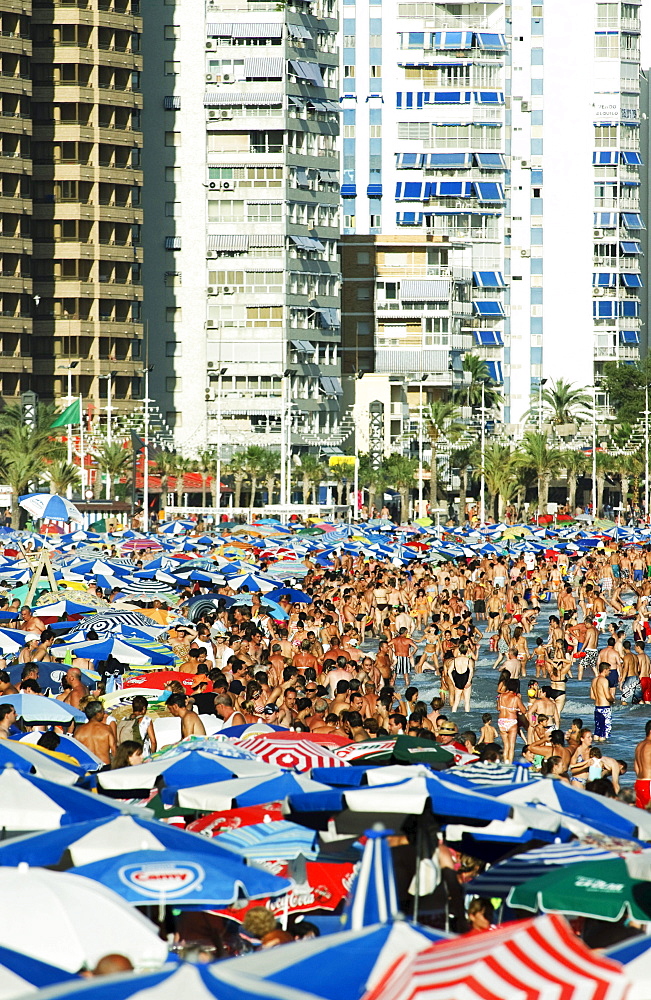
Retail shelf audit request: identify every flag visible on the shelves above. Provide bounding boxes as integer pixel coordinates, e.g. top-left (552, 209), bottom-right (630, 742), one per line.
top-left (130, 431), bottom-right (145, 453)
top-left (50, 400), bottom-right (81, 429)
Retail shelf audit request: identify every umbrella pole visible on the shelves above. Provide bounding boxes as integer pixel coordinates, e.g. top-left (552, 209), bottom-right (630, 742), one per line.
top-left (413, 820), bottom-right (422, 924)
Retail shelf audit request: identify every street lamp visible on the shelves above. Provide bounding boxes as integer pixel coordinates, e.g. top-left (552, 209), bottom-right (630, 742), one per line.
top-left (538, 377), bottom-right (548, 435)
top-left (588, 384), bottom-right (597, 519)
top-left (209, 368), bottom-right (227, 526)
top-left (418, 379), bottom-right (426, 517)
top-left (645, 383), bottom-right (649, 523)
top-left (141, 365), bottom-right (153, 533)
top-left (479, 380), bottom-right (485, 525)
top-left (98, 374), bottom-right (113, 500)
top-left (280, 368), bottom-right (292, 509)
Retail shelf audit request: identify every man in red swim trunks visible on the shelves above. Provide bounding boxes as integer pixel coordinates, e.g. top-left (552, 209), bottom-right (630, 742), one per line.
top-left (634, 719), bottom-right (651, 808)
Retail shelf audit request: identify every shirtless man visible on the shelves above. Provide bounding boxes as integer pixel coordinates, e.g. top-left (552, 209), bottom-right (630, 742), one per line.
top-left (634, 719), bottom-right (651, 807)
top-left (74, 701), bottom-right (116, 765)
top-left (0, 704), bottom-right (16, 739)
top-left (590, 663), bottom-right (615, 742)
top-left (578, 618), bottom-right (599, 681)
top-left (214, 693), bottom-right (245, 728)
top-left (19, 606), bottom-right (45, 635)
top-left (166, 692), bottom-right (206, 737)
top-left (375, 640), bottom-right (393, 687)
top-left (293, 639), bottom-right (319, 675)
top-left (58, 667), bottom-right (89, 710)
top-left (597, 637), bottom-right (621, 700)
top-left (637, 640), bottom-right (651, 703)
top-left (557, 585), bottom-right (577, 622)
top-left (390, 628), bottom-right (417, 683)
top-left (0, 669), bottom-right (17, 695)
top-left (497, 679), bottom-right (528, 764)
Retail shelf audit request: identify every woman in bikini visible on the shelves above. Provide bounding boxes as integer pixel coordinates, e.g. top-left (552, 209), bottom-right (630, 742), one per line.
top-left (448, 644), bottom-right (474, 713)
top-left (497, 679), bottom-right (527, 764)
top-left (412, 588), bottom-right (431, 633)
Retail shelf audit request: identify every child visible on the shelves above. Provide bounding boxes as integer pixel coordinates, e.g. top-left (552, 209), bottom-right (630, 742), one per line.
top-left (531, 713), bottom-right (550, 744)
top-left (479, 712), bottom-right (498, 745)
top-left (533, 637), bottom-right (547, 679)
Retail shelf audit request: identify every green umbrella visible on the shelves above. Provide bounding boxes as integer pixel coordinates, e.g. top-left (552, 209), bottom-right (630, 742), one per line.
top-left (415, 517), bottom-right (433, 527)
top-left (347, 734), bottom-right (454, 768)
top-left (508, 857), bottom-right (651, 922)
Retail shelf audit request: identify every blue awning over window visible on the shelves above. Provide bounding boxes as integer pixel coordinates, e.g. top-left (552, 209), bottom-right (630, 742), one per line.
top-left (341, 184), bottom-right (356, 198)
top-left (474, 32), bottom-right (507, 50)
top-left (621, 272), bottom-right (643, 287)
top-left (435, 181), bottom-right (473, 197)
top-left (621, 151), bottom-right (643, 165)
top-left (433, 30), bottom-right (473, 48)
top-left (593, 272), bottom-right (617, 287)
top-left (474, 153), bottom-right (506, 169)
top-left (592, 151), bottom-right (618, 164)
top-left (396, 153), bottom-right (423, 168)
top-left (430, 91), bottom-right (469, 103)
top-left (593, 301), bottom-right (616, 318)
top-left (396, 181), bottom-right (430, 200)
top-left (594, 212), bottom-right (617, 227)
top-left (367, 184), bottom-right (382, 197)
top-left (473, 330), bottom-right (504, 346)
top-left (423, 152), bottom-right (472, 168)
top-left (473, 301), bottom-right (505, 317)
top-left (485, 360), bottom-right (504, 383)
top-left (620, 300), bottom-right (640, 317)
top-left (474, 91), bottom-right (505, 104)
top-left (622, 212), bottom-right (645, 229)
top-left (396, 212), bottom-right (422, 225)
top-left (473, 271), bottom-right (506, 288)
top-left (620, 330), bottom-right (640, 344)
top-left (620, 240), bottom-right (642, 254)
top-left (473, 182), bottom-right (505, 201)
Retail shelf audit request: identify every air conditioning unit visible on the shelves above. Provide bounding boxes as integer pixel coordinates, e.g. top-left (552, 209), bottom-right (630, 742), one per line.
top-left (520, 249), bottom-right (530, 257)
top-left (209, 110), bottom-right (218, 118)
top-left (208, 250), bottom-right (218, 258)
top-left (208, 286), bottom-right (216, 293)
top-left (207, 361), bottom-right (215, 368)
top-left (521, 101), bottom-right (530, 112)
top-left (220, 180), bottom-right (233, 190)
top-left (594, 229), bottom-right (604, 239)
top-left (209, 181), bottom-right (217, 189)
top-left (520, 159), bottom-right (529, 168)
top-left (206, 74), bottom-right (213, 81)
top-left (222, 73), bottom-right (233, 82)
top-left (505, 227), bottom-right (512, 236)
top-left (220, 110), bottom-right (232, 119)
top-left (207, 319), bottom-right (216, 327)
top-left (206, 41), bottom-right (214, 49)
top-left (223, 286), bottom-right (234, 294)
top-left (593, 287), bottom-right (603, 296)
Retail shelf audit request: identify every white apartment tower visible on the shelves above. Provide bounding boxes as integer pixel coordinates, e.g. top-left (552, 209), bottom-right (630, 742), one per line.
top-left (142, 0), bottom-right (342, 457)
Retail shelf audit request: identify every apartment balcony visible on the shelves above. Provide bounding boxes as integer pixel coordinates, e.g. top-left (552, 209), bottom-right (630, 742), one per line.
top-left (375, 345), bottom-right (453, 376)
top-left (593, 343), bottom-right (639, 360)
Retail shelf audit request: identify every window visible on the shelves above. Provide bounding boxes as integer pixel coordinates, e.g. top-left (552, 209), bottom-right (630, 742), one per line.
top-left (164, 25), bottom-right (180, 39)
top-left (370, 214), bottom-right (381, 227)
top-left (343, 35), bottom-right (355, 47)
top-left (208, 200), bottom-right (244, 222)
top-left (165, 131), bottom-right (181, 146)
top-left (531, 47), bottom-right (543, 65)
top-left (595, 33), bottom-right (619, 58)
top-left (398, 122), bottom-right (430, 140)
top-left (357, 251), bottom-right (370, 264)
top-left (594, 125), bottom-right (618, 146)
top-left (247, 202), bottom-right (282, 223)
top-left (357, 286), bottom-right (371, 300)
top-left (343, 125), bottom-right (355, 137)
top-left (370, 65), bottom-right (382, 77)
top-left (370, 124), bottom-right (382, 137)
top-left (165, 166), bottom-right (180, 182)
top-left (164, 61), bottom-right (180, 75)
top-left (166, 377), bottom-right (182, 391)
top-left (165, 201), bottom-right (180, 217)
top-left (166, 307), bottom-right (181, 322)
top-left (166, 341), bottom-right (181, 356)
top-left (344, 65), bottom-right (356, 77)
top-left (166, 411), bottom-right (183, 427)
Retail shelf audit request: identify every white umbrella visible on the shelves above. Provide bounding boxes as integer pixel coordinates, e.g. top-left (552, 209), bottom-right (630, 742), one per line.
top-left (0, 866), bottom-right (168, 971)
top-left (18, 494), bottom-right (83, 523)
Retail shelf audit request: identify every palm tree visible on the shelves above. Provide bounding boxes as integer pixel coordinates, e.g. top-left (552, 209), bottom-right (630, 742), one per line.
top-left (241, 445), bottom-right (269, 508)
top-left (358, 454), bottom-right (386, 513)
top-left (562, 451), bottom-right (587, 514)
top-left (594, 451), bottom-right (615, 518)
top-left (258, 449), bottom-right (279, 505)
top-left (195, 449), bottom-right (215, 509)
top-left (481, 442), bottom-right (514, 520)
top-left (173, 456), bottom-right (192, 508)
top-left (95, 442), bottom-right (132, 500)
top-left (296, 454), bottom-right (324, 504)
top-left (0, 418), bottom-right (66, 525)
top-left (538, 379), bottom-right (593, 427)
top-left (47, 461), bottom-right (81, 497)
top-left (455, 355), bottom-right (503, 410)
top-left (154, 449), bottom-right (178, 513)
top-left (228, 451), bottom-right (247, 508)
top-left (383, 454), bottom-right (417, 522)
top-left (514, 432), bottom-right (564, 515)
top-left (450, 442), bottom-right (475, 524)
top-left (425, 400), bottom-right (464, 504)
top-left (328, 460), bottom-right (350, 506)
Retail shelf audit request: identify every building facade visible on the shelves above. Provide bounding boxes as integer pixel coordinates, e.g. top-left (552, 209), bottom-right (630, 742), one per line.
top-left (30, 0), bottom-right (144, 426)
top-left (142, 0), bottom-right (342, 459)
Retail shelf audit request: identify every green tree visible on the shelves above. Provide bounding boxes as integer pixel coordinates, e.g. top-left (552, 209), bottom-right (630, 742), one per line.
top-left (328, 460), bottom-right (350, 506)
top-left (195, 449), bottom-right (216, 509)
top-left (47, 460), bottom-right (81, 497)
top-left (425, 400), bottom-right (464, 504)
top-left (0, 412), bottom-right (66, 525)
top-left (540, 379), bottom-right (593, 426)
top-left (454, 355), bottom-right (503, 410)
top-left (383, 454), bottom-right (417, 522)
top-left (296, 454), bottom-right (324, 504)
top-left (258, 449), bottom-right (279, 505)
top-left (357, 453), bottom-right (386, 513)
top-left (95, 442), bottom-right (132, 500)
top-left (514, 432), bottom-right (564, 515)
top-left (173, 456), bottom-right (192, 508)
top-left (242, 445), bottom-right (269, 508)
top-left (594, 451), bottom-right (615, 518)
top-left (601, 358), bottom-right (651, 426)
top-left (154, 449), bottom-right (178, 513)
top-left (562, 451), bottom-right (587, 514)
top-left (228, 451), bottom-right (247, 508)
top-left (481, 442), bottom-right (515, 520)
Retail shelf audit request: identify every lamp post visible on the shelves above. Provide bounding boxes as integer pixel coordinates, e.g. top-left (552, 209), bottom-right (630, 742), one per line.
top-left (538, 377), bottom-right (548, 434)
top-left (211, 367), bottom-right (227, 527)
top-left (98, 374), bottom-right (112, 499)
top-left (479, 380), bottom-right (485, 524)
top-left (142, 365), bottom-right (153, 533)
top-left (645, 383), bottom-right (649, 522)
top-left (592, 385), bottom-right (597, 519)
top-left (418, 380), bottom-right (424, 517)
top-left (280, 368), bottom-right (292, 510)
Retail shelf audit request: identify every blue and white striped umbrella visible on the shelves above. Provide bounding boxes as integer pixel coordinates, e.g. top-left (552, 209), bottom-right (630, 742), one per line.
top-left (0, 766), bottom-right (123, 832)
top-left (0, 944), bottom-right (75, 996)
top-left (343, 827), bottom-right (398, 931)
top-left (605, 933), bottom-right (651, 997)
top-left (215, 820), bottom-right (319, 861)
top-left (19, 493), bottom-right (83, 523)
top-left (468, 842), bottom-right (632, 897)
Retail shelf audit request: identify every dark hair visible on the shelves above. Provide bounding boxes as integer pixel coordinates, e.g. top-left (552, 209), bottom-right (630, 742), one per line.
top-left (166, 693), bottom-right (187, 709)
top-left (111, 740), bottom-right (143, 769)
top-left (131, 695), bottom-right (148, 714)
top-left (84, 700), bottom-right (104, 720)
top-left (347, 711), bottom-right (364, 728)
top-left (37, 731), bottom-right (60, 751)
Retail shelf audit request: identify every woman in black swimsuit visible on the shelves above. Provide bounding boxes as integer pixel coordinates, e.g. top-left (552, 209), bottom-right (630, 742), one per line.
top-left (448, 644), bottom-right (474, 713)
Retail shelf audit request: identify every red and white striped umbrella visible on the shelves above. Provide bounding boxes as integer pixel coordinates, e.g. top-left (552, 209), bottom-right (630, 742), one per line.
top-left (234, 735), bottom-right (350, 771)
top-left (363, 913), bottom-right (628, 1000)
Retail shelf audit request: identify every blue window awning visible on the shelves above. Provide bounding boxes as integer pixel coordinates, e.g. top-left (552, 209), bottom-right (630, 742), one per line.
top-left (594, 212), bottom-right (617, 227)
top-left (474, 91), bottom-right (505, 105)
top-left (423, 152), bottom-right (472, 168)
top-left (473, 301), bottom-right (505, 317)
top-left (396, 181), bottom-right (430, 200)
top-left (474, 32), bottom-right (507, 50)
top-left (592, 151), bottom-right (618, 164)
top-left (621, 272), bottom-right (643, 287)
top-left (621, 151), bottom-right (643, 165)
top-left (435, 181), bottom-right (473, 197)
top-left (430, 91), bottom-right (467, 103)
top-left (620, 330), bottom-right (640, 344)
top-left (620, 300), bottom-right (640, 317)
top-left (396, 153), bottom-right (423, 168)
top-left (473, 182), bottom-right (505, 201)
top-left (485, 360), bottom-right (504, 383)
top-left (622, 212), bottom-right (645, 229)
top-left (620, 240), bottom-right (642, 254)
top-left (474, 153), bottom-right (506, 169)
top-left (396, 212), bottom-right (422, 225)
top-left (473, 271), bottom-right (506, 288)
top-left (367, 184), bottom-right (382, 197)
top-left (593, 272), bottom-right (617, 287)
top-left (473, 330), bottom-right (504, 346)
top-left (593, 301), bottom-right (616, 318)
top-left (341, 184), bottom-right (357, 198)
top-left (433, 30), bottom-right (473, 49)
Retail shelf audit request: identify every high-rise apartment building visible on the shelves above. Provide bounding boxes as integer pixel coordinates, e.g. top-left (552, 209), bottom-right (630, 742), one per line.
top-left (142, 0), bottom-right (342, 460)
top-left (28, 0), bottom-right (144, 422)
top-left (0, 0), bottom-right (32, 405)
top-left (341, 1), bottom-right (643, 444)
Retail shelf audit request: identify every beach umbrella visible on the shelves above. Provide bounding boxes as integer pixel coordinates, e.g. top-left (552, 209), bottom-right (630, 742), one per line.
top-left (0, 944), bottom-right (76, 998)
top-left (234, 735), bottom-right (350, 772)
top-left (96, 745), bottom-right (273, 795)
top-left (79, 610), bottom-right (169, 633)
top-left (362, 913), bottom-right (627, 1000)
top-left (0, 693), bottom-right (85, 725)
top-left (468, 839), bottom-right (644, 897)
top-left (120, 538), bottom-right (164, 552)
top-left (0, 629), bottom-right (27, 655)
top-left (0, 741), bottom-right (82, 785)
top-left (605, 934), bottom-right (651, 1000)
top-left (227, 573), bottom-right (277, 592)
top-left (343, 827), bottom-right (398, 931)
top-left (31, 599), bottom-right (97, 621)
top-left (49, 637), bottom-right (175, 666)
top-left (0, 767), bottom-right (123, 834)
top-left (69, 848), bottom-right (293, 908)
top-left (218, 723), bottom-right (287, 738)
top-left (214, 820), bottom-right (320, 862)
top-left (175, 771), bottom-right (331, 812)
top-left (265, 587), bottom-right (312, 604)
top-left (19, 493), bottom-right (82, 523)
top-left (507, 856), bottom-right (651, 922)
top-left (0, 867), bottom-right (168, 972)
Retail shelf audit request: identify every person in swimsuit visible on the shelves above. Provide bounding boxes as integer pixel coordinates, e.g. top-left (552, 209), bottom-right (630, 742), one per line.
top-left (497, 679), bottom-right (527, 763)
top-left (448, 644), bottom-right (474, 714)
